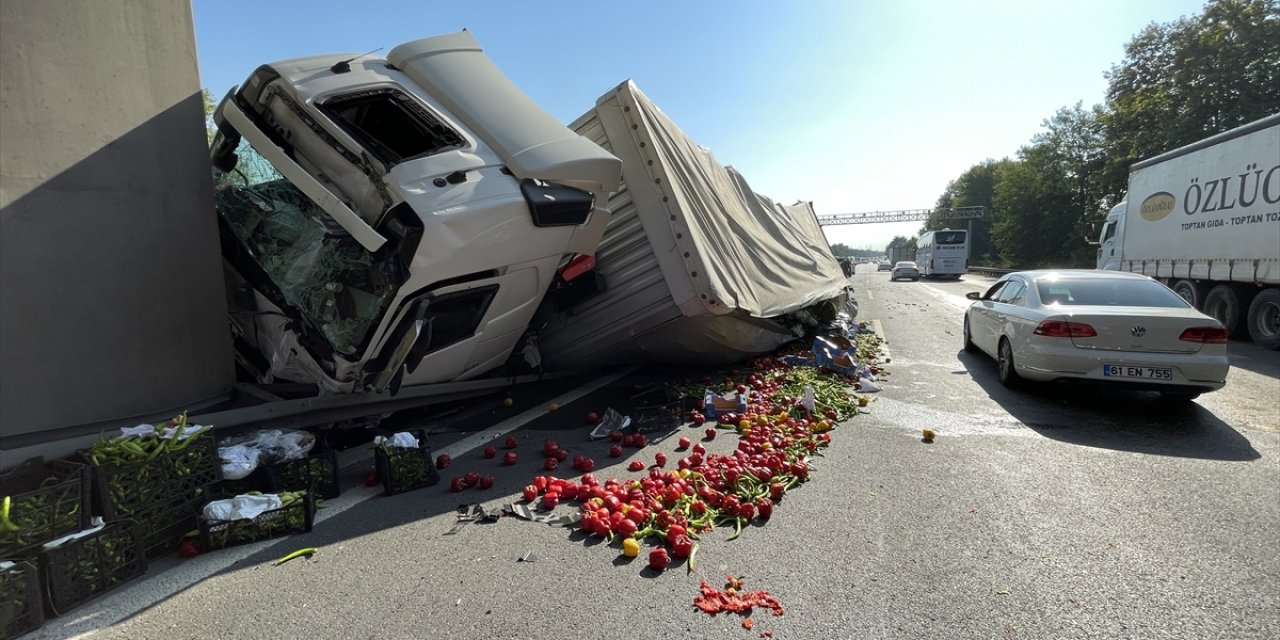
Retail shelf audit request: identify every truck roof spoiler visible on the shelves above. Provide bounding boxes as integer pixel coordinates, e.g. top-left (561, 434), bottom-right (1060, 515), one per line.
top-left (388, 31), bottom-right (621, 198)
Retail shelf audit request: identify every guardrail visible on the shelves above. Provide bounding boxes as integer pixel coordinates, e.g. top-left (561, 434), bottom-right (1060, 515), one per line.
top-left (967, 265), bottom-right (1016, 278)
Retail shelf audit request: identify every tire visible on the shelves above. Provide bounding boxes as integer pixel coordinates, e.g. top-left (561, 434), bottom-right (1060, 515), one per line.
top-left (963, 316), bottom-right (979, 353)
top-left (1246, 288), bottom-right (1280, 350)
top-left (1203, 284), bottom-right (1243, 336)
top-left (1171, 279), bottom-right (1203, 309)
top-left (1158, 391), bottom-right (1202, 403)
top-left (912, 277), bottom-right (920, 282)
top-left (997, 338), bottom-right (1021, 387)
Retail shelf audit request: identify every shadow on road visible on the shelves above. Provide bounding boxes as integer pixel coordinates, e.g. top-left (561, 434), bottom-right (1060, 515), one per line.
top-left (957, 351), bottom-right (1261, 462)
top-left (1225, 340), bottom-right (1280, 379)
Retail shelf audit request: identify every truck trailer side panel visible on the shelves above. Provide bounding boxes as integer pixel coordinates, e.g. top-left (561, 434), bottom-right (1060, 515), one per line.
top-left (1120, 114), bottom-right (1280, 285)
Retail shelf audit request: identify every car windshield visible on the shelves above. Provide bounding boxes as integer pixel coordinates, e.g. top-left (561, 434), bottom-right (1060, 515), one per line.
top-left (1036, 278), bottom-right (1191, 308)
top-left (895, 262), bottom-right (916, 268)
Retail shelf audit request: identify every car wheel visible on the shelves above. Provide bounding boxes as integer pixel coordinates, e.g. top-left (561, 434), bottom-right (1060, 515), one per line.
top-left (963, 316), bottom-right (978, 353)
top-left (1158, 391), bottom-right (1201, 403)
top-left (1246, 288), bottom-right (1280, 350)
top-left (997, 338), bottom-right (1021, 387)
top-left (912, 277), bottom-right (919, 282)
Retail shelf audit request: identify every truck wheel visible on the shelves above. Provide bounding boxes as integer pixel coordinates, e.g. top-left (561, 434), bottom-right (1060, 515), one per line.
top-left (1246, 289), bottom-right (1280, 350)
top-left (1171, 279), bottom-right (1203, 309)
top-left (1203, 285), bottom-right (1242, 336)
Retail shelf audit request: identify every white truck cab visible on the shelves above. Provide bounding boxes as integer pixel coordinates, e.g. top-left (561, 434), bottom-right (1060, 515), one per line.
top-left (1095, 200), bottom-right (1126, 272)
top-left (210, 32), bottom-right (622, 393)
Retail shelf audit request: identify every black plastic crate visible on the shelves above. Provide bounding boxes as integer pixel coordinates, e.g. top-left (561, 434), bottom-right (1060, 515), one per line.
top-left (264, 449), bottom-right (341, 500)
top-left (198, 491), bottom-right (315, 551)
top-left (81, 432), bottom-right (221, 520)
top-left (0, 458), bottom-right (89, 559)
top-left (40, 522), bottom-right (146, 617)
top-left (373, 430), bottom-right (439, 496)
top-left (131, 495), bottom-right (204, 561)
top-left (0, 560), bottom-right (43, 640)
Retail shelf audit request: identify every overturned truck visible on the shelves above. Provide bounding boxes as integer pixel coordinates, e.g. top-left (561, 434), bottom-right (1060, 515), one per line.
top-left (210, 31), bottom-right (621, 394)
top-left (213, 35), bottom-right (849, 396)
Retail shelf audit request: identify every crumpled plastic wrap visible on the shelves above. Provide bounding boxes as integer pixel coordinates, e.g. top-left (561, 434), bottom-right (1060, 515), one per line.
top-left (202, 494), bottom-right (283, 522)
top-left (374, 432), bottom-right (420, 449)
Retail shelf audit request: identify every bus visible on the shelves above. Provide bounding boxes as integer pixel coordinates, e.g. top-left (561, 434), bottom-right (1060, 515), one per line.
top-left (915, 229), bottom-right (968, 278)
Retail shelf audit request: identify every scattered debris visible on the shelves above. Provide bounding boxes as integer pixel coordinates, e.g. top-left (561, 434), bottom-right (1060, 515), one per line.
top-left (922, 428), bottom-right (936, 443)
top-left (517, 550), bottom-right (538, 563)
top-left (695, 576), bottom-right (784, 618)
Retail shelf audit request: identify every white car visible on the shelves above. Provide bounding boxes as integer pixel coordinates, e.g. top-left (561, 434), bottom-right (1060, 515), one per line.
top-left (962, 270), bottom-right (1229, 401)
top-left (891, 261), bottom-right (920, 281)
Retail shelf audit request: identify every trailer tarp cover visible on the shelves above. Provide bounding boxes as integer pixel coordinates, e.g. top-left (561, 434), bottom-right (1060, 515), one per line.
top-left (617, 82), bottom-right (846, 318)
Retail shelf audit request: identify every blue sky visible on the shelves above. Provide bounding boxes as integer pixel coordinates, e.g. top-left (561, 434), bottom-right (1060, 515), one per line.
top-left (192, 0), bottom-right (1208, 252)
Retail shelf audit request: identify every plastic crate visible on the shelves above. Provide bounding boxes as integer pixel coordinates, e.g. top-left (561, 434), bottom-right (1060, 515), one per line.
top-left (40, 522), bottom-right (146, 617)
top-left (0, 458), bottom-right (89, 559)
top-left (0, 560), bottom-right (44, 640)
top-left (81, 432), bottom-right (220, 520)
top-left (198, 491), bottom-right (315, 551)
top-left (130, 495), bottom-right (204, 561)
top-left (265, 449), bottom-right (341, 500)
top-left (373, 431), bottom-right (439, 496)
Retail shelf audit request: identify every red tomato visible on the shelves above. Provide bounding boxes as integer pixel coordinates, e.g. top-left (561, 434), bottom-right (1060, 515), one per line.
top-left (435, 454), bottom-right (452, 470)
top-left (483, 446), bottom-right (496, 459)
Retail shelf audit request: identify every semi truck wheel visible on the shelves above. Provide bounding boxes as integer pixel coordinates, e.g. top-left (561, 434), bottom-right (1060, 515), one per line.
top-left (1171, 279), bottom-right (1203, 309)
top-left (1246, 289), bottom-right (1280, 350)
top-left (1203, 285), bottom-right (1242, 337)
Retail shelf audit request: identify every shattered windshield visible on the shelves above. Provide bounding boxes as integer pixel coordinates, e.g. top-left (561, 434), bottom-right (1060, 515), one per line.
top-left (212, 137), bottom-right (397, 357)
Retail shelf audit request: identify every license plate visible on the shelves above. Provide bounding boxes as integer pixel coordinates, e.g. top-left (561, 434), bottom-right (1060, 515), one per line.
top-left (1103, 365), bottom-right (1173, 380)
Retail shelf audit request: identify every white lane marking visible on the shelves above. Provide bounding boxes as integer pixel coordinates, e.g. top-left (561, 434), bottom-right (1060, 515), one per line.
top-left (436, 368), bottom-right (636, 457)
top-left (866, 290), bottom-right (875, 301)
top-left (915, 281), bottom-right (977, 311)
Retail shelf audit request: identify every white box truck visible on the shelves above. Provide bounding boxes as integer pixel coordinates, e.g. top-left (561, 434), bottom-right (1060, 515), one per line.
top-left (1095, 113), bottom-right (1280, 349)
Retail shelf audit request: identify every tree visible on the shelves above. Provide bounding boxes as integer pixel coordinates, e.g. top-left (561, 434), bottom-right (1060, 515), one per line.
top-left (992, 104), bottom-right (1106, 268)
top-left (203, 88), bottom-right (217, 143)
top-left (1102, 0), bottom-right (1280, 200)
top-left (926, 159), bottom-right (1015, 265)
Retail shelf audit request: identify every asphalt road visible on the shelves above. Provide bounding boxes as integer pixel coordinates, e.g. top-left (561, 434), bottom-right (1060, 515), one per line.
top-left (24, 264), bottom-right (1279, 640)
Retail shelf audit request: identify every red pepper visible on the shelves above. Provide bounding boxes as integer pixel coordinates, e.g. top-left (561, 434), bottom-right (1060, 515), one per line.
top-left (770, 482), bottom-right (786, 500)
top-left (704, 428), bottom-right (717, 440)
top-left (504, 435), bottom-right (519, 449)
top-left (610, 445), bottom-right (624, 458)
top-left (503, 452), bottom-right (518, 466)
top-left (178, 540), bottom-right (199, 558)
top-left (483, 445), bottom-right (496, 459)
top-left (666, 524), bottom-right (688, 546)
top-left (616, 517), bottom-right (639, 538)
top-left (580, 458), bottom-right (595, 472)
top-left (756, 498), bottom-right (774, 520)
top-left (654, 452), bottom-right (667, 467)
top-left (671, 534), bottom-right (694, 558)
top-left (522, 485), bottom-right (538, 501)
top-left (449, 476), bottom-right (467, 492)
top-left (610, 430), bottom-right (624, 443)
top-left (478, 475), bottom-right (495, 490)
top-left (544, 439), bottom-right (559, 453)
top-left (541, 492), bottom-right (560, 509)
top-left (738, 501), bottom-right (756, 521)
top-left (628, 460), bottom-right (644, 471)
top-left (544, 457), bottom-right (559, 471)
top-left (533, 475), bottom-right (549, 492)
top-left (677, 436), bottom-right (691, 449)
top-left (435, 454), bottom-right (452, 470)
top-left (463, 471), bottom-right (480, 486)
top-left (648, 548), bottom-right (670, 570)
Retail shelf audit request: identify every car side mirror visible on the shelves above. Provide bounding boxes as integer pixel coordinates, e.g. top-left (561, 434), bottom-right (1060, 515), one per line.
top-left (965, 292), bottom-right (982, 300)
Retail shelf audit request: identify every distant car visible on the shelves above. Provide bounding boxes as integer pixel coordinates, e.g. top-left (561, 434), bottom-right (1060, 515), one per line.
top-left (962, 270), bottom-right (1229, 401)
top-left (891, 261), bottom-right (920, 281)
top-left (877, 261), bottom-right (893, 271)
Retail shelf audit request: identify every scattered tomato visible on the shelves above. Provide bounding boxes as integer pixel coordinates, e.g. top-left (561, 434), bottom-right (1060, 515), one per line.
top-left (435, 454), bottom-right (452, 470)
top-left (503, 451), bottom-right (518, 465)
top-left (483, 445), bottom-right (496, 458)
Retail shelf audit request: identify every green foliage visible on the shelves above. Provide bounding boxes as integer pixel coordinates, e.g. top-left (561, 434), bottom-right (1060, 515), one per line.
top-left (203, 88), bottom-right (216, 144)
top-left (828, 243), bottom-right (881, 258)
top-left (935, 0), bottom-right (1280, 269)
